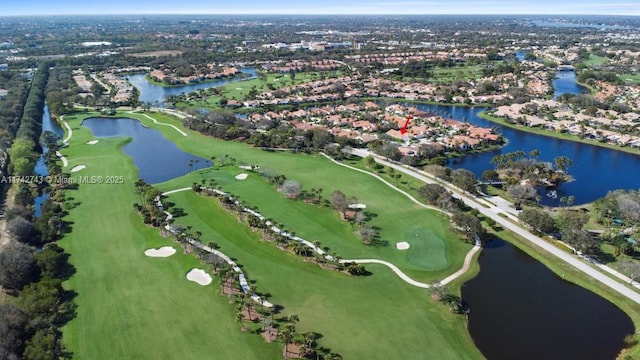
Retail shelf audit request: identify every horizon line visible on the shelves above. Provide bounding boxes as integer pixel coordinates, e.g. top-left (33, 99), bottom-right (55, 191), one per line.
top-left (1, 13), bottom-right (639, 17)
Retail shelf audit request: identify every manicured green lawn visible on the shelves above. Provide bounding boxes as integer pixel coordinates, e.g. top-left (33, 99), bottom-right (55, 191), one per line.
top-left (618, 73), bottom-right (640, 85)
top-left (57, 114), bottom-right (281, 359)
top-left (583, 54), bottom-right (607, 66)
top-left (164, 190), bottom-right (483, 359)
top-left (161, 164), bottom-right (469, 282)
top-left (430, 65), bottom-right (484, 83)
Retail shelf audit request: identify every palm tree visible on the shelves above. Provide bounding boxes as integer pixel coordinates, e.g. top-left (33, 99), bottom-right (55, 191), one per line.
top-left (302, 332), bottom-right (316, 356)
top-left (235, 310), bottom-right (246, 331)
top-left (279, 328), bottom-right (294, 357)
top-left (287, 314), bottom-right (299, 330)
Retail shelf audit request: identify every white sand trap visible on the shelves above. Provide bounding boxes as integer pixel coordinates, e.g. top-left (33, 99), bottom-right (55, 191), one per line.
top-left (87, 140), bottom-right (99, 145)
top-left (235, 87), bottom-right (242, 90)
top-left (396, 242), bottom-right (410, 250)
top-left (348, 203), bottom-right (367, 209)
top-left (144, 246), bottom-right (176, 257)
top-left (238, 165), bottom-right (253, 170)
top-left (70, 165), bottom-right (86, 172)
top-left (235, 173), bottom-right (248, 180)
top-left (186, 268), bottom-right (212, 286)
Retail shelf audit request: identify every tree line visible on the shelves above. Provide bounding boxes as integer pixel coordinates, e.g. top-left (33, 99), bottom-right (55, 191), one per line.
top-left (1, 63), bottom-right (76, 359)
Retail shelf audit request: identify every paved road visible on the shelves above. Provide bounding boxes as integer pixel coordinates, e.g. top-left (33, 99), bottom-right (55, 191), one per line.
top-left (351, 148), bottom-right (640, 304)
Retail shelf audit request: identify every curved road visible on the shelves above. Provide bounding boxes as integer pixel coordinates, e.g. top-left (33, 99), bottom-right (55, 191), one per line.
top-left (350, 148), bottom-right (640, 304)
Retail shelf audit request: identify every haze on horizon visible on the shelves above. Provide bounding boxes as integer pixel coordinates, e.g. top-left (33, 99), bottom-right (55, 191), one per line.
top-left (2, 0), bottom-right (640, 16)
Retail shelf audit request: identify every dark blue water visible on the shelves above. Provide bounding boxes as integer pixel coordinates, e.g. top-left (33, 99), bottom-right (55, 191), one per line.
top-left (82, 118), bottom-right (210, 183)
top-left (34, 104), bottom-right (65, 217)
top-left (128, 67), bottom-right (258, 105)
top-left (553, 70), bottom-right (588, 99)
top-left (463, 238), bottom-right (634, 360)
top-left (415, 102), bottom-right (640, 206)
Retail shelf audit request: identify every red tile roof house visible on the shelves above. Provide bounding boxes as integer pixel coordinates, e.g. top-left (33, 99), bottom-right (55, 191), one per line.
top-left (386, 129), bottom-right (406, 140)
top-left (398, 146), bottom-right (418, 156)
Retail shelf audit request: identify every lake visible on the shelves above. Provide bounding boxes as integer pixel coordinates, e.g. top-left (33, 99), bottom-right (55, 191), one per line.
top-left (462, 238), bottom-right (634, 360)
top-left (127, 67), bottom-right (258, 106)
top-left (82, 117), bottom-right (210, 183)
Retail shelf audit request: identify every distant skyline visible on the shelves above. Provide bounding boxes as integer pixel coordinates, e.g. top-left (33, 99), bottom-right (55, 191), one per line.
top-left (2, 0), bottom-right (640, 16)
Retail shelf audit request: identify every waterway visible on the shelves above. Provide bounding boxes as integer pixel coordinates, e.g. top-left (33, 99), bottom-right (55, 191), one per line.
top-left (127, 67), bottom-right (258, 106)
top-left (82, 117), bottom-right (210, 183)
top-left (553, 70), bottom-right (588, 99)
top-left (34, 104), bottom-right (65, 217)
top-left (462, 238), bottom-right (634, 360)
top-left (414, 71), bottom-right (640, 206)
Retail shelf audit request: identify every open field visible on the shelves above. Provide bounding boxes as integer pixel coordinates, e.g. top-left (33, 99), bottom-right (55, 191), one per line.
top-left (583, 54), bottom-right (608, 66)
top-left (618, 73), bottom-right (640, 85)
top-left (56, 110), bottom-right (482, 359)
top-left (57, 113), bottom-right (281, 359)
top-left (430, 65), bottom-right (484, 83)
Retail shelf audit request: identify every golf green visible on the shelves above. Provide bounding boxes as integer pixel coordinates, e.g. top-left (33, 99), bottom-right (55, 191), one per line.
top-left (403, 227), bottom-right (448, 271)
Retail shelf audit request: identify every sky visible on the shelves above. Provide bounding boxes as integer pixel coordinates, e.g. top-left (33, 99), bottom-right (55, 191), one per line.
top-left (2, 0), bottom-right (640, 16)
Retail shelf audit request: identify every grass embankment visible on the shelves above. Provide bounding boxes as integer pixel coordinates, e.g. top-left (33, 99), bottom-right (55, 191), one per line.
top-left (58, 110), bottom-right (483, 359)
top-left (57, 113), bottom-right (280, 359)
top-left (478, 112), bottom-right (640, 156)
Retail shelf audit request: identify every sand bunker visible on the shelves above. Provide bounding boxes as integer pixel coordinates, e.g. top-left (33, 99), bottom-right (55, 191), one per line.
top-left (238, 165), bottom-right (253, 170)
top-left (348, 203), bottom-right (367, 209)
top-left (235, 173), bottom-right (248, 180)
top-left (186, 268), bottom-right (212, 286)
top-left (70, 165), bottom-right (86, 172)
top-left (144, 246), bottom-right (176, 257)
top-left (87, 140), bottom-right (99, 145)
top-left (396, 242), bottom-right (410, 250)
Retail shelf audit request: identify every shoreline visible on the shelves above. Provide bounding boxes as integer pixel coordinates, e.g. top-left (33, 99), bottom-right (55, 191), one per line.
top-left (144, 72), bottom-right (251, 88)
top-left (478, 111), bottom-right (640, 157)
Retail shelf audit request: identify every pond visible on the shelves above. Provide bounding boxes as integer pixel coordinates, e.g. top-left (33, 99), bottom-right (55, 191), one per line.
top-left (462, 238), bottom-right (634, 360)
top-left (127, 67), bottom-right (258, 106)
top-left (82, 117), bottom-right (210, 183)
